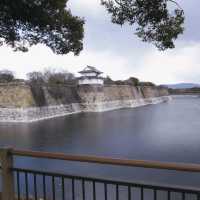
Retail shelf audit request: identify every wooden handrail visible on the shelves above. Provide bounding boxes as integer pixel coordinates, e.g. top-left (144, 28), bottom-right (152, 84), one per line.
top-left (10, 148), bottom-right (200, 173)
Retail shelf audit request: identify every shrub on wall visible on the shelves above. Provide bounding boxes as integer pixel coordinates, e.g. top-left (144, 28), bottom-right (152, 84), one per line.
top-left (125, 77), bottom-right (140, 86)
top-left (138, 82), bottom-right (156, 87)
top-left (107, 77), bottom-right (140, 86)
top-left (0, 70), bottom-right (15, 83)
top-left (104, 76), bottom-right (115, 85)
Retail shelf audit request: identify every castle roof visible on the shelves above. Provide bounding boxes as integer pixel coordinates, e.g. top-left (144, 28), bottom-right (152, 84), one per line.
top-left (79, 66), bottom-right (103, 74)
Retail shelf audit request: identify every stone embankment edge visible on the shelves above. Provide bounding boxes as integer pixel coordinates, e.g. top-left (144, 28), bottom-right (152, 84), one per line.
top-left (0, 96), bottom-right (172, 123)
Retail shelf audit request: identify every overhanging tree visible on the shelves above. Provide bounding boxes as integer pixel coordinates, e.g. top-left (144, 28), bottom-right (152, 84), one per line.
top-left (101, 0), bottom-right (185, 50)
top-left (0, 0), bottom-right (184, 54)
top-left (0, 0), bottom-right (84, 55)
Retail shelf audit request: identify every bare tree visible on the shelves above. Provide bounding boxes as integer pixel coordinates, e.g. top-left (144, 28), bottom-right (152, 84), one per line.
top-left (43, 68), bottom-right (75, 85)
top-left (27, 71), bottom-right (45, 84)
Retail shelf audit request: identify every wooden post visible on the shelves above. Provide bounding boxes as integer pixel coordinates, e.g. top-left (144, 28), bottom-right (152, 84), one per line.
top-left (0, 148), bottom-right (14, 200)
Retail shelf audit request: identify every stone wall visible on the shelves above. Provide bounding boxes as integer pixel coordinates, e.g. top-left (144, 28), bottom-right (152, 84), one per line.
top-left (0, 83), bottom-right (35, 108)
top-left (76, 85), bottom-right (169, 102)
top-left (77, 85), bottom-right (142, 103)
top-left (0, 83), bottom-right (170, 122)
top-left (0, 104), bottom-right (82, 122)
top-left (43, 85), bottom-right (81, 105)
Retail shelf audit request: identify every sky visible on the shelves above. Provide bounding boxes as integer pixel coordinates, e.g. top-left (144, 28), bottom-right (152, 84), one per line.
top-left (0, 0), bottom-right (200, 84)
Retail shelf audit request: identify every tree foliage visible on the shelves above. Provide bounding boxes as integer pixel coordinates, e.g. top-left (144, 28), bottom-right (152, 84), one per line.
top-left (101, 0), bottom-right (184, 50)
top-left (126, 77), bottom-right (139, 85)
top-left (0, 70), bottom-right (15, 83)
top-left (0, 0), bottom-right (184, 53)
top-left (0, 0), bottom-right (84, 55)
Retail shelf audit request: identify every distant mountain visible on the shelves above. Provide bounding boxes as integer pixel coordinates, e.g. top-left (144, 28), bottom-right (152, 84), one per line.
top-left (164, 83), bottom-right (200, 89)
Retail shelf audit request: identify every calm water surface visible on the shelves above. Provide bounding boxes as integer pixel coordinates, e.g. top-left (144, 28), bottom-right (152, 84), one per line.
top-left (1, 96), bottom-right (200, 187)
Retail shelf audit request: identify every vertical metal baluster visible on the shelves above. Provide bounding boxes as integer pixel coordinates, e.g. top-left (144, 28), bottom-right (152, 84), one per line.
top-left (72, 178), bottom-right (75, 200)
top-left (43, 175), bottom-right (46, 200)
top-left (62, 177), bottom-right (65, 200)
top-left (34, 173), bottom-right (37, 200)
top-left (52, 176), bottom-right (56, 200)
top-left (93, 181), bottom-right (96, 200)
top-left (116, 184), bottom-right (119, 200)
top-left (167, 191), bottom-right (170, 200)
top-left (154, 189), bottom-right (157, 200)
top-left (25, 172), bottom-right (29, 200)
top-left (128, 186), bottom-right (131, 200)
top-left (182, 192), bottom-right (185, 200)
top-left (141, 187), bottom-right (144, 200)
top-left (82, 180), bottom-right (85, 200)
top-left (104, 183), bottom-right (107, 200)
top-left (17, 171), bottom-right (21, 200)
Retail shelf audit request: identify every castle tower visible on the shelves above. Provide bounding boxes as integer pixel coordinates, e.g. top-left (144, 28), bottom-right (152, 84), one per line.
top-left (78, 66), bottom-right (104, 85)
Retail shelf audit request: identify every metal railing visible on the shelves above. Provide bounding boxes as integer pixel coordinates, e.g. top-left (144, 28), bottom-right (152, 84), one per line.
top-left (1, 148), bottom-right (200, 200)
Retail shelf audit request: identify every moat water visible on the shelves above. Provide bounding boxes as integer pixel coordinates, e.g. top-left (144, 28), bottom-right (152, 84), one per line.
top-left (0, 95), bottom-right (200, 189)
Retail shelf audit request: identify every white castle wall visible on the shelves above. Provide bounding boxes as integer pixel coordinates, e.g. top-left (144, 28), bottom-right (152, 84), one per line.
top-left (78, 78), bottom-right (104, 85)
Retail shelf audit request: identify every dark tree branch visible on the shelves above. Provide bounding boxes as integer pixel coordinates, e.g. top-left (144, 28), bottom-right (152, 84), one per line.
top-left (114, 0), bottom-right (183, 10)
top-left (169, 0), bottom-right (183, 10)
top-left (102, 0), bottom-right (185, 50)
top-left (113, 0), bottom-right (128, 8)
